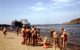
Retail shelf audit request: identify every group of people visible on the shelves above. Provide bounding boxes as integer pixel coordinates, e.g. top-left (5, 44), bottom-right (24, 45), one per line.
top-left (21, 25), bottom-right (68, 50)
top-left (21, 26), bottom-right (42, 46)
top-left (1, 26), bottom-right (68, 50)
top-left (50, 28), bottom-right (68, 50)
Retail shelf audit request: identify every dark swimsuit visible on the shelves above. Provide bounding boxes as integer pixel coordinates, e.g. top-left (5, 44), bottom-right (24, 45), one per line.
top-left (26, 31), bottom-right (31, 37)
top-left (23, 30), bottom-right (26, 37)
top-left (64, 34), bottom-right (67, 42)
top-left (33, 34), bottom-right (37, 39)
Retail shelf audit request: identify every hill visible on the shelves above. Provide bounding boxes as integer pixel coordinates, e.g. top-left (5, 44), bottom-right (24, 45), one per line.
top-left (63, 18), bottom-right (80, 24)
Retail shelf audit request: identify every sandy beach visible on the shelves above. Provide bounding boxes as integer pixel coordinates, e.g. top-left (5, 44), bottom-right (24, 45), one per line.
top-left (0, 31), bottom-right (62, 50)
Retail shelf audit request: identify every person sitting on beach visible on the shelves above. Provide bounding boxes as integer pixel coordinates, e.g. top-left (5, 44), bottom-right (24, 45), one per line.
top-left (53, 30), bottom-right (60, 48)
top-left (37, 34), bottom-right (42, 42)
top-left (3, 27), bottom-right (7, 38)
top-left (43, 36), bottom-right (50, 48)
top-left (37, 34), bottom-right (43, 46)
top-left (61, 28), bottom-right (68, 49)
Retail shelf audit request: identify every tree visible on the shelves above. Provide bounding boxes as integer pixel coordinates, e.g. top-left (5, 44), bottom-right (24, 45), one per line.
top-left (11, 20), bottom-right (22, 28)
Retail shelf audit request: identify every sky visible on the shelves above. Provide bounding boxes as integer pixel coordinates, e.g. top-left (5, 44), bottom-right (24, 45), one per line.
top-left (0, 0), bottom-right (80, 24)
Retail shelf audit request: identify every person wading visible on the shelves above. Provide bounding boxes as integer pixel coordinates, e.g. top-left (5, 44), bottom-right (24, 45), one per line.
top-left (61, 28), bottom-right (68, 50)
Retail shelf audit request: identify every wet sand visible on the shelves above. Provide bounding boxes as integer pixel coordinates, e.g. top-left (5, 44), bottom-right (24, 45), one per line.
top-left (0, 31), bottom-right (71, 50)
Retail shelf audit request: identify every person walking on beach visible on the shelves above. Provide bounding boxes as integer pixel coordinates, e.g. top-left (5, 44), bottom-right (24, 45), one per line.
top-left (53, 30), bottom-right (60, 49)
top-left (61, 28), bottom-right (68, 50)
top-left (3, 27), bottom-right (7, 38)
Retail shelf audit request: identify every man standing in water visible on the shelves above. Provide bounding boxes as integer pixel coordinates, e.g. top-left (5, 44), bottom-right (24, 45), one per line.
top-left (3, 27), bottom-right (7, 38)
top-left (61, 28), bottom-right (68, 50)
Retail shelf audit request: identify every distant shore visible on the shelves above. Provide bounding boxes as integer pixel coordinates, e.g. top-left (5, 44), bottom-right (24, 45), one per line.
top-left (63, 18), bottom-right (80, 24)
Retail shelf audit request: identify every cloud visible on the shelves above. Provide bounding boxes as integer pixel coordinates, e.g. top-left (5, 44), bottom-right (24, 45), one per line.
top-left (29, 2), bottom-right (48, 11)
top-left (30, 7), bottom-right (48, 11)
top-left (51, 0), bottom-right (80, 9)
top-left (34, 7), bottom-right (48, 11)
top-left (53, 0), bottom-right (72, 3)
top-left (52, 0), bottom-right (76, 3)
top-left (37, 2), bottom-right (42, 6)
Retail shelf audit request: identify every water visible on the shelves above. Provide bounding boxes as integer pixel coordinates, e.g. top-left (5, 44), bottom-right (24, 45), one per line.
top-left (34, 24), bottom-right (80, 50)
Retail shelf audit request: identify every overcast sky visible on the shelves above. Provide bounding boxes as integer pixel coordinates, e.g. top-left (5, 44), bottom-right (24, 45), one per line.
top-left (0, 0), bottom-right (80, 24)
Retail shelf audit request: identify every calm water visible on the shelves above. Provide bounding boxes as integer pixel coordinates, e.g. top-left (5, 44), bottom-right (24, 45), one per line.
top-left (34, 24), bottom-right (80, 50)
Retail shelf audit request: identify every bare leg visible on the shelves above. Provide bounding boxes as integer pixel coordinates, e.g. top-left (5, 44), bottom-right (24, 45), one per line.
top-left (22, 37), bottom-right (25, 44)
top-left (4, 32), bottom-right (7, 38)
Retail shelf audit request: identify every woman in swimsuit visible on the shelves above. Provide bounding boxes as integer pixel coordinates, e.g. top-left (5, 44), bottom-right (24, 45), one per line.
top-left (61, 28), bottom-right (68, 50)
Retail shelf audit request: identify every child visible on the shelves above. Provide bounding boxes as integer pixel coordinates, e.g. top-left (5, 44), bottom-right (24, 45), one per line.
top-left (43, 36), bottom-right (50, 48)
